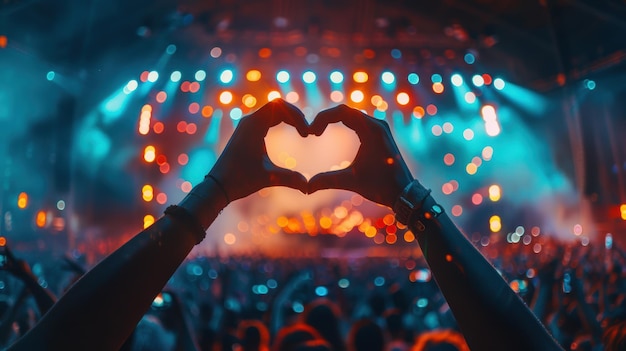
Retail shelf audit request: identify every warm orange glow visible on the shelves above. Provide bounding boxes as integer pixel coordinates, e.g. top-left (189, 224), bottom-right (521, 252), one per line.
top-left (432, 83), bottom-right (444, 94)
top-left (482, 146), bottom-right (494, 161)
top-left (36, 211), bottom-right (47, 228)
top-left (330, 91), bottom-right (344, 103)
top-left (383, 214), bottom-right (395, 226)
top-left (141, 104), bottom-right (153, 113)
top-left (489, 215), bottom-right (502, 232)
top-left (246, 69), bottom-right (262, 82)
top-left (466, 163), bottom-right (478, 175)
top-left (353, 71), bottom-right (368, 83)
top-left (202, 105), bottom-right (214, 117)
top-left (17, 192), bottom-right (28, 209)
top-left (350, 90), bottom-right (364, 103)
top-left (0, 35), bottom-right (7, 49)
top-left (371, 95), bottom-right (383, 107)
top-left (142, 185), bottom-right (154, 202)
top-left (386, 157), bottom-right (394, 165)
top-left (143, 145), bottom-right (156, 163)
top-left (277, 216), bottom-right (289, 228)
top-left (0, 237), bottom-right (6, 247)
top-left (156, 193), bottom-right (167, 205)
top-left (242, 94), bottom-right (257, 108)
top-left (320, 217), bottom-right (333, 229)
top-left (219, 91), bottom-right (233, 104)
top-left (413, 106), bottom-right (425, 119)
top-left (404, 231), bottom-right (415, 243)
top-left (488, 185), bottom-right (501, 202)
top-left (176, 121), bottom-right (187, 133)
top-left (224, 233), bottom-right (237, 245)
top-left (185, 123), bottom-right (197, 135)
top-left (286, 91), bottom-right (299, 103)
top-left (153, 122), bottom-right (164, 134)
top-left (396, 92), bottom-right (410, 105)
top-left (377, 101), bottom-right (388, 112)
top-left (386, 234), bottom-right (397, 244)
top-left (159, 163), bottom-right (170, 174)
top-left (258, 48), bottom-right (272, 58)
top-left (365, 226), bottom-right (377, 238)
top-left (267, 90), bottom-right (281, 101)
top-left (144, 215), bottom-right (155, 229)
top-left (620, 204), bottom-right (626, 220)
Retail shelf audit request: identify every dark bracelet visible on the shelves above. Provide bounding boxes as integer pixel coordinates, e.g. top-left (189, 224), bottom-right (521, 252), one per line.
top-left (393, 180), bottom-right (444, 232)
top-left (164, 205), bottom-right (206, 244)
top-left (206, 174), bottom-right (230, 204)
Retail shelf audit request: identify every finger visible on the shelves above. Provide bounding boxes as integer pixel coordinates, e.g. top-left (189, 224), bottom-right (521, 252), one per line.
top-left (310, 104), bottom-right (367, 136)
top-left (263, 99), bottom-right (309, 137)
top-left (266, 166), bottom-right (308, 194)
top-left (307, 168), bottom-right (356, 194)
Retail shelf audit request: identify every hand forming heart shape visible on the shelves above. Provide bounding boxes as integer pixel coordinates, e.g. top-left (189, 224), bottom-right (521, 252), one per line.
top-left (208, 100), bottom-right (414, 209)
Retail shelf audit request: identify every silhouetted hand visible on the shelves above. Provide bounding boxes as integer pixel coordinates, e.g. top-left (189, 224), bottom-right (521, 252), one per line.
top-left (208, 99), bottom-right (309, 202)
top-left (308, 105), bottom-right (413, 208)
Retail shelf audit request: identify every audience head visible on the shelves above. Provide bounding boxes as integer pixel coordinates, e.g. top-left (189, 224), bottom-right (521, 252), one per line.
top-left (273, 323), bottom-right (324, 351)
top-left (303, 299), bottom-right (346, 351)
top-left (237, 319), bottom-right (270, 351)
top-left (347, 319), bottom-right (384, 351)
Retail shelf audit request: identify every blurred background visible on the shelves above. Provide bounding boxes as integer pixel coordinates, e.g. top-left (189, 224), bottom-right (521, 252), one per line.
top-left (1, 0), bottom-right (625, 263)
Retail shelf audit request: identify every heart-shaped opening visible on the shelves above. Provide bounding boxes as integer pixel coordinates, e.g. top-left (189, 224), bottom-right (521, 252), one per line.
top-left (265, 122), bottom-right (360, 180)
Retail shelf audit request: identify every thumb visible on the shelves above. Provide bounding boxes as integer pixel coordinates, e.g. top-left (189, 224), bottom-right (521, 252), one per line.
top-left (308, 168), bottom-right (355, 194)
top-left (267, 166), bottom-right (308, 194)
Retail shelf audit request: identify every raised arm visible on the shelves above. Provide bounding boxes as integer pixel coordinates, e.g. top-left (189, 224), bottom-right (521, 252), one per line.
top-left (308, 104), bottom-right (563, 351)
top-left (9, 100), bottom-right (308, 351)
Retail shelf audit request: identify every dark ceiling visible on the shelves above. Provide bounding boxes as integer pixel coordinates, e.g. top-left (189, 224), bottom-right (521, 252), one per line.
top-left (3, 0), bottom-right (626, 91)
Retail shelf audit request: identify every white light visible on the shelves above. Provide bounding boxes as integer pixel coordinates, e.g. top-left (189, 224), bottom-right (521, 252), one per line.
top-left (170, 71), bottom-right (182, 82)
top-left (330, 71), bottom-right (344, 84)
top-left (220, 69), bottom-right (234, 84)
top-left (472, 75), bottom-right (485, 87)
top-left (126, 80), bottom-right (138, 92)
top-left (451, 74), bottom-right (463, 87)
top-left (493, 78), bottom-right (505, 90)
top-left (276, 70), bottom-right (290, 83)
top-left (147, 71), bottom-right (159, 82)
top-left (381, 71), bottom-right (395, 84)
top-left (195, 70), bottom-right (207, 81)
top-left (302, 71), bottom-right (316, 84)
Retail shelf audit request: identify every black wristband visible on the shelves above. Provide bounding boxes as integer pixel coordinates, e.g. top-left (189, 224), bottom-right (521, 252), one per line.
top-left (164, 205), bottom-right (206, 244)
top-left (206, 175), bottom-right (230, 204)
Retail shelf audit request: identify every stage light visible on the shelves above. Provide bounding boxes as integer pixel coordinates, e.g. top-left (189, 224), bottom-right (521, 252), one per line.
top-left (585, 79), bottom-right (596, 90)
top-left (493, 78), bottom-right (505, 90)
top-left (46, 71), bottom-right (55, 81)
top-left (188, 82), bottom-right (200, 93)
top-left (153, 122), bottom-right (164, 134)
top-left (201, 106), bottom-right (214, 117)
top-left (267, 90), bottom-right (281, 101)
top-left (188, 102), bottom-right (200, 114)
top-left (353, 71), bottom-right (368, 83)
top-left (481, 105), bottom-right (497, 122)
top-left (371, 95), bottom-right (383, 107)
top-left (230, 108), bottom-right (243, 120)
top-left (472, 193), bottom-right (483, 205)
top-left (286, 91), bottom-right (299, 103)
top-left (464, 92), bottom-right (476, 103)
top-left (36, 211), bottom-right (47, 228)
top-left (573, 224), bottom-right (583, 236)
top-left (195, 70), bottom-right (206, 81)
top-left (140, 71), bottom-right (149, 82)
top-left (246, 70), bottom-right (261, 82)
top-left (57, 200), bottom-right (65, 211)
top-left (396, 92), bottom-right (409, 105)
top-left (276, 70), bottom-right (290, 83)
top-left (210, 47), bottom-right (222, 58)
top-left (466, 163), bottom-right (477, 175)
top-left (489, 215), bottom-right (502, 232)
top-left (142, 185), bottom-right (154, 202)
top-left (219, 91), bottom-right (233, 104)
top-left (442, 122), bottom-right (453, 133)
top-left (408, 73), bottom-right (419, 85)
top-left (302, 71), bottom-right (316, 83)
top-left (125, 80), bottom-right (138, 93)
top-left (412, 106), bottom-right (425, 118)
top-left (242, 94), bottom-right (257, 108)
top-left (472, 75), bottom-right (484, 87)
top-left (144, 215), bottom-right (155, 229)
top-left (166, 44), bottom-right (176, 55)
top-left (220, 69), bottom-right (234, 84)
top-left (482, 146), bottom-right (494, 160)
top-left (431, 74), bottom-right (442, 83)
top-left (426, 104), bottom-right (438, 115)
top-left (258, 48), bottom-right (272, 58)
top-left (451, 205), bottom-right (463, 217)
top-left (147, 71), bottom-right (159, 82)
top-left (156, 91), bottom-right (167, 103)
top-left (144, 146), bottom-right (156, 163)
top-left (444, 153), bottom-right (455, 166)
top-left (482, 74), bottom-right (492, 85)
top-left (463, 129), bottom-right (474, 140)
top-left (464, 53), bottom-right (476, 64)
top-left (330, 91), bottom-right (344, 103)
top-left (620, 204), bottom-right (626, 220)
top-left (350, 90), bottom-right (364, 103)
top-left (391, 48), bottom-right (402, 59)
top-left (330, 71), bottom-right (344, 84)
top-left (488, 185), bottom-right (501, 202)
top-left (432, 83), bottom-right (444, 94)
top-left (431, 125), bottom-right (443, 136)
top-left (381, 71), bottom-right (395, 84)
top-left (451, 74), bottom-right (463, 86)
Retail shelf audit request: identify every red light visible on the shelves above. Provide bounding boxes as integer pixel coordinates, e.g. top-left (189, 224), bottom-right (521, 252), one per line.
top-left (189, 82), bottom-right (200, 93)
top-left (153, 122), bottom-right (164, 134)
top-left (186, 123), bottom-right (197, 134)
top-left (180, 81), bottom-right (190, 92)
top-left (482, 74), bottom-right (492, 85)
top-left (156, 91), bottom-right (167, 103)
top-left (156, 155), bottom-right (167, 165)
top-left (176, 121), bottom-right (187, 133)
top-left (188, 103), bottom-right (200, 114)
top-left (140, 71), bottom-right (149, 82)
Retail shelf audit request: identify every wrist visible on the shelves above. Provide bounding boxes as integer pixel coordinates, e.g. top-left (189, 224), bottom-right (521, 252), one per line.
top-left (393, 180), bottom-right (444, 231)
top-left (178, 178), bottom-right (229, 229)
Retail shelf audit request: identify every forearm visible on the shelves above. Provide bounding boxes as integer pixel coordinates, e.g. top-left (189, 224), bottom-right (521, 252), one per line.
top-left (9, 178), bottom-right (227, 351)
top-left (412, 194), bottom-right (563, 351)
